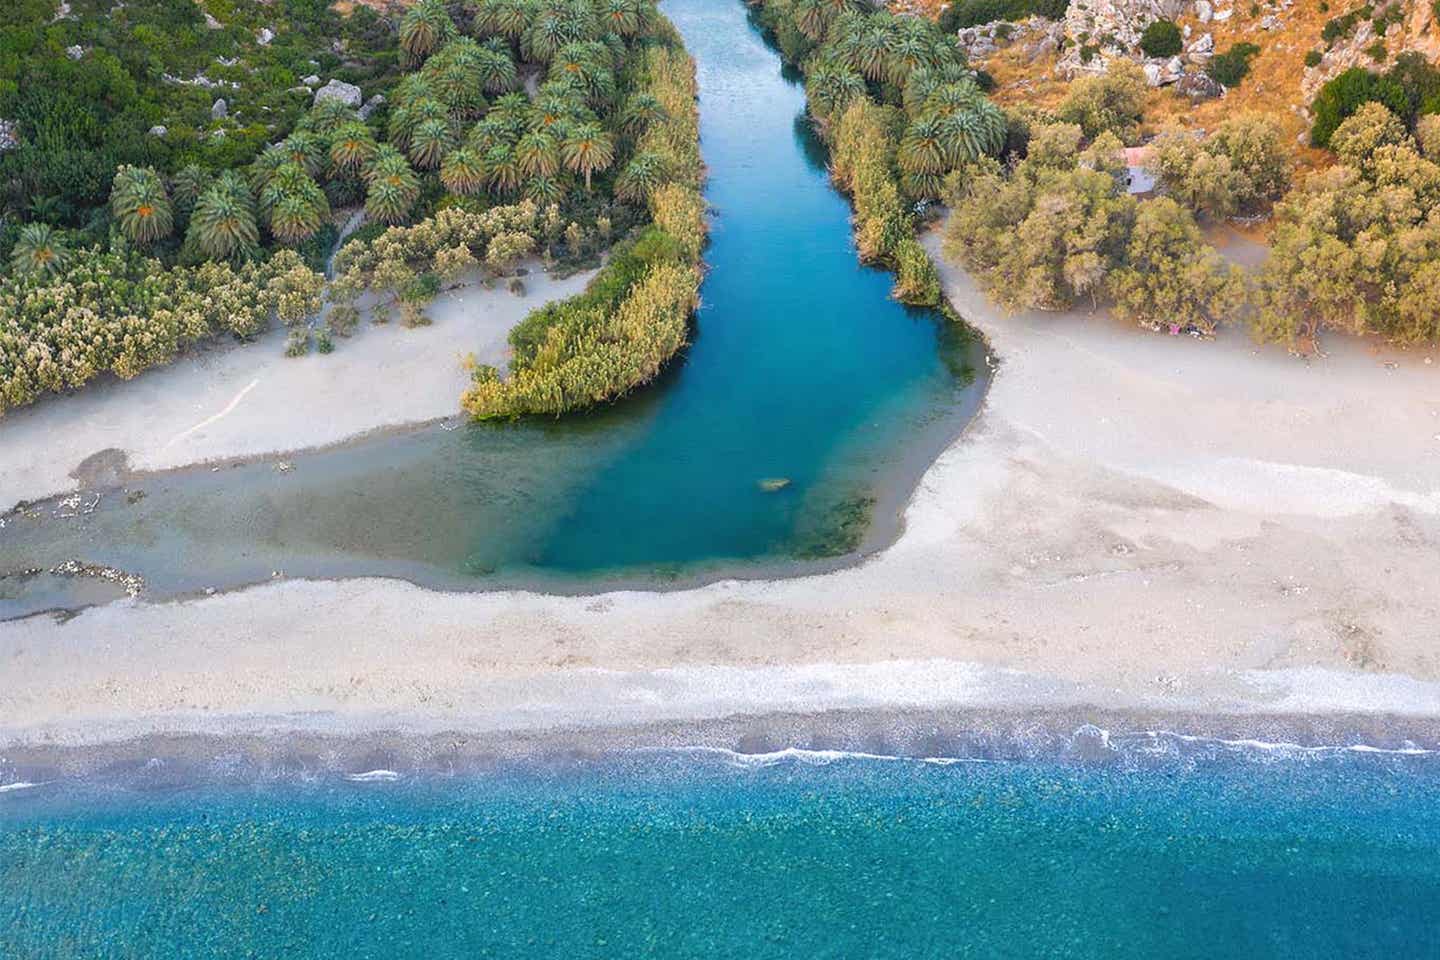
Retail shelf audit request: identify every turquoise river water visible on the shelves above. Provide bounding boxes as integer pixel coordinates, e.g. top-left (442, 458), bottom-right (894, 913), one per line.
top-left (0, 0), bottom-right (985, 616)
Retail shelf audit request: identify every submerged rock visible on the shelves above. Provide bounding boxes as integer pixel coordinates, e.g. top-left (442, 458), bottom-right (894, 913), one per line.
top-left (758, 477), bottom-right (792, 492)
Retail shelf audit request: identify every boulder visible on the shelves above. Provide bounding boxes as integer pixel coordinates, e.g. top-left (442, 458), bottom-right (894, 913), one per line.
top-left (65, 44), bottom-right (84, 60)
top-left (257, 26), bottom-right (274, 46)
top-left (1195, 0), bottom-right (1212, 22)
top-left (313, 78), bottom-right (362, 109)
top-left (302, 74), bottom-right (321, 87)
top-left (0, 119), bottom-right (18, 152)
top-left (1143, 61), bottom-right (1164, 86)
top-left (357, 94), bottom-right (386, 120)
top-left (148, 124), bottom-right (167, 137)
top-left (1176, 71), bottom-right (1224, 100)
top-left (211, 97), bottom-right (228, 119)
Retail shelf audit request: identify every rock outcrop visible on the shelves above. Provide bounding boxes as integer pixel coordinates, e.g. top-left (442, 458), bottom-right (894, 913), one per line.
top-left (313, 79), bottom-right (363, 109)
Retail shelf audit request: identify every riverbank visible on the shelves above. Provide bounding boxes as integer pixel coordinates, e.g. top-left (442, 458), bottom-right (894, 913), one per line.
top-left (3, 219), bottom-right (1439, 748)
top-left (0, 263), bottom-right (597, 512)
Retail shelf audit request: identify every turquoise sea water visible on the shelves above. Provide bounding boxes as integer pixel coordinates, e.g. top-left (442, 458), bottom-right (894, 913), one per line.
top-left (0, 0), bottom-right (986, 615)
top-left (4, 741), bottom-right (1439, 958)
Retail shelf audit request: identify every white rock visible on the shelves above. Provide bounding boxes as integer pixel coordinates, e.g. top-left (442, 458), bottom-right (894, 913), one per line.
top-left (1213, 7), bottom-right (1232, 20)
top-left (204, 11), bottom-right (221, 29)
top-left (357, 94), bottom-right (386, 120)
top-left (1195, 0), bottom-right (1212, 22)
top-left (1143, 61), bottom-right (1164, 86)
top-left (0, 118), bottom-right (18, 152)
top-left (313, 78), bottom-right (363, 108)
top-left (211, 98), bottom-right (228, 119)
top-left (65, 44), bottom-right (84, 60)
top-left (302, 74), bottom-right (321, 87)
top-left (257, 27), bottom-right (274, 45)
top-left (148, 124), bottom-right (167, 137)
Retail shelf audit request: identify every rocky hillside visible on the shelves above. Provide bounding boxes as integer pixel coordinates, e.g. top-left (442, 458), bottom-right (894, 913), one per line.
top-left (940, 0), bottom-right (1440, 161)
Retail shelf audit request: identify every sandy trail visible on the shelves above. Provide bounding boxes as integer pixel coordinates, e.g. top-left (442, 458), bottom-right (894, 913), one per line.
top-left (3, 226), bottom-right (1439, 746)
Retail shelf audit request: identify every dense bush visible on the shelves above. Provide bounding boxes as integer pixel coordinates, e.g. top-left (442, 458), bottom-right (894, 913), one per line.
top-left (1259, 104), bottom-right (1440, 347)
top-left (1206, 42), bottom-right (1261, 88)
top-left (1055, 61), bottom-right (1147, 144)
top-left (1148, 112), bottom-right (1290, 218)
top-left (937, 0), bottom-right (1070, 31)
top-left (0, 0), bottom-right (400, 228)
top-left (462, 230), bottom-right (699, 417)
top-left (1309, 66), bottom-right (1408, 146)
top-left (1138, 20), bottom-right (1182, 58)
top-left (0, 244), bottom-right (322, 415)
top-left (944, 121), bottom-right (1242, 332)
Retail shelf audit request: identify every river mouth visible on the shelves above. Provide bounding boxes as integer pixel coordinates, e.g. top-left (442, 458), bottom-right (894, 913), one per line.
top-left (0, 0), bottom-right (991, 619)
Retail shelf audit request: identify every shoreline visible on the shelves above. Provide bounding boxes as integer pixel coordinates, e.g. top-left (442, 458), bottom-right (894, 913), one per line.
top-left (5, 696), bottom-right (1439, 793)
top-left (4, 221), bottom-right (1440, 748)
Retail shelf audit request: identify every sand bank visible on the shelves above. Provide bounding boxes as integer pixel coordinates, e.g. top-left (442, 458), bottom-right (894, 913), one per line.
top-left (3, 224), bottom-right (1440, 747)
top-left (0, 263), bottom-right (597, 511)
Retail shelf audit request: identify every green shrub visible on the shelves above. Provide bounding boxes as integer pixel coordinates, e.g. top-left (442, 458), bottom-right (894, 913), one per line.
top-left (1310, 66), bottom-right (1409, 146)
top-left (1305, 50), bottom-right (1323, 68)
top-left (1207, 42), bottom-right (1261, 88)
top-left (1139, 20), bottom-right (1182, 58)
top-left (1368, 40), bottom-right (1388, 62)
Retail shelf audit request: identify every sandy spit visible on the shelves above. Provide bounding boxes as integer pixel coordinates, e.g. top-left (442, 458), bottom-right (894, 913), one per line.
top-left (3, 225), bottom-right (1440, 747)
top-left (0, 262), bottom-right (597, 511)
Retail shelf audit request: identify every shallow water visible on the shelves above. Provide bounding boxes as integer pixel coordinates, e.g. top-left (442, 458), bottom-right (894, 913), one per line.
top-left (3, 737), bottom-right (1438, 959)
top-left (0, 0), bottom-right (986, 614)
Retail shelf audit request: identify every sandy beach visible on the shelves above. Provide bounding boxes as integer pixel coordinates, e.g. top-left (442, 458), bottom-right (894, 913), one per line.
top-left (3, 224), bottom-right (1440, 748)
top-left (0, 262), bottom-right (597, 512)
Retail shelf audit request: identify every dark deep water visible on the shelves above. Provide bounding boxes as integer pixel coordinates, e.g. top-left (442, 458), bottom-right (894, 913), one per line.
top-left (0, 0), bottom-right (986, 616)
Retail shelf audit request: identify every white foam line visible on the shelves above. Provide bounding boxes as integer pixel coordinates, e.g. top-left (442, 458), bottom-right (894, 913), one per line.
top-left (645, 745), bottom-right (992, 767)
top-left (163, 379), bottom-right (260, 449)
top-left (1114, 729), bottom-right (1435, 757)
top-left (0, 780), bottom-right (49, 794)
top-left (345, 769), bottom-right (401, 782)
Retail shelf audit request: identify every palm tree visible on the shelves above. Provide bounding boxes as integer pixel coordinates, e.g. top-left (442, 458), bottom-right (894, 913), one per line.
top-left (897, 116), bottom-right (949, 177)
top-left (476, 46), bottom-right (519, 94)
top-left (399, 0), bottom-right (455, 64)
top-left (440, 147), bottom-right (487, 195)
top-left (10, 223), bottom-right (71, 278)
top-left (303, 98), bottom-right (358, 137)
top-left (534, 90), bottom-right (589, 131)
top-left (279, 131), bottom-right (326, 178)
top-left (408, 118), bottom-right (454, 170)
top-left (170, 165), bottom-right (211, 225)
top-left (791, 0), bottom-right (831, 42)
top-left (330, 122), bottom-right (378, 176)
top-left (109, 165), bottom-right (174, 246)
top-left (515, 130), bottom-right (560, 177)
top-left (900, 170), bottom-right (944, 201)
top-left (523, 174), bottom-right (565, 205)
top-left (620, 93), bottom-right (666, 139)
top-left (614, 152), bottom-right (668, 203)
top-left (389, 97), bottom-right (449, 154)
top-left (483, 143), bottom-right (523, 198)
top-left (189, 183), bottom-right (260, 260)
top-left (599, 0), bottom-right (642, 37)
top-left (364, 145), bottom-right (413, 184)
top-left (806, 61), bottom-right (866, 124)
top-left (270, 194), bottom-right (326, 245)
top-left (934, 98), bottom-right (1006, 164)
top-left (560, 123), bottom-right (614, 191)
top-left (474, 0), bottom-right (531, 40)
top-left (261, 163), bottom-right (330, 244)
top-left (366, 169), bottom-right (420, 225)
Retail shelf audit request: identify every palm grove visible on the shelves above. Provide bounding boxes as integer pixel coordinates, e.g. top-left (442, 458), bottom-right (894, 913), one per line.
top-left (1, 0), bottom-right (703, 419)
